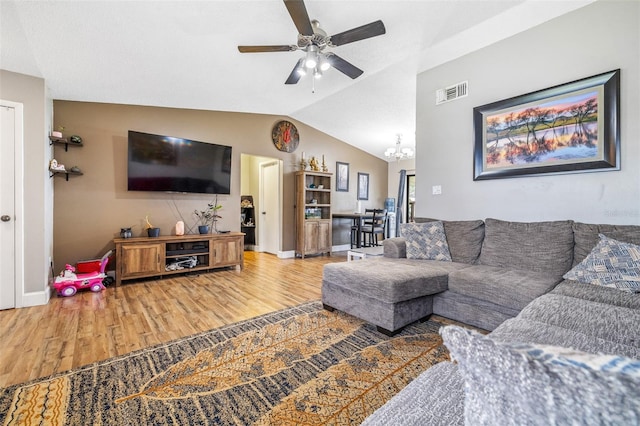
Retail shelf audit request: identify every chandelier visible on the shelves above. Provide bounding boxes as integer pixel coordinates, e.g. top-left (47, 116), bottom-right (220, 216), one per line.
top-left (384, 135), bottom-right (414, 161)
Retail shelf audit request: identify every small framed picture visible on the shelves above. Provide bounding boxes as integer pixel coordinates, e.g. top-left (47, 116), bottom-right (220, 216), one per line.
top-left (336, 162), bottom-right (349, 192)
top-left (357, 172), bottom-right (369, 200)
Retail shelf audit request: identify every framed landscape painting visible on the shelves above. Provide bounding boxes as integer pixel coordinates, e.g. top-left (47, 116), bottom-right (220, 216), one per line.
top-left (357, 172), bottom-right (369, 200)
top-left (336, 162), bottom-right (349, 192)
top-left (473, 69), bottom-right (620, 180)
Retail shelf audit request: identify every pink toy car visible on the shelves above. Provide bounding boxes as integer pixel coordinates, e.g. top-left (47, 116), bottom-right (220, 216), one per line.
top-left (54, 250), bottom-right (112, 297)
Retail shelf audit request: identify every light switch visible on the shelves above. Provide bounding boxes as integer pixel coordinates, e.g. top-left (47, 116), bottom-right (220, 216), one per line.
top-left (432, 185), bottom-right (442, 195)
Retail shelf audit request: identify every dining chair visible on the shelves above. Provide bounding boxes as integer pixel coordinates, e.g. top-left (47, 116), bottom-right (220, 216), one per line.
top-left (361, 209), bottom-right (387, 247)
top-left (350, 218), bottom-right (360, 248)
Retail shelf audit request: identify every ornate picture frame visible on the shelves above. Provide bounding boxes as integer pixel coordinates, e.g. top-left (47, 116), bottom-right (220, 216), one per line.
top-left (473, 69), bottom-right (620, 180)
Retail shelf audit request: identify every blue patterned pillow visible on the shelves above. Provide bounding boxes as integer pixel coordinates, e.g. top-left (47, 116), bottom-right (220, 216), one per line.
top-left (563, 234), bottom-right (640, 293)
top-left (511, 342), bottom-right (640, 376)
top-left (400, 221), bottom-right (452, 261)
top-left (441, 325), bottom-right (640, 425)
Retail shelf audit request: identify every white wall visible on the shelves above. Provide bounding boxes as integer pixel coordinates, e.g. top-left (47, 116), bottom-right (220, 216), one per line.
top-left (415, 0), bottom-right (639, 225)
top-left (0, 70), bottom-right (52, 306)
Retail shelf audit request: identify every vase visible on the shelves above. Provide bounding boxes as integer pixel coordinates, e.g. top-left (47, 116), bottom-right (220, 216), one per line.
top-left (147, 227), bottom-right (160, 237)
top-left (198, 225), bottom-right (210, 234)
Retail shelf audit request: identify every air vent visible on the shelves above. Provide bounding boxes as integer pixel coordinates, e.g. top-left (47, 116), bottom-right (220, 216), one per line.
top-left (435, 81), bottom-right (468, 105)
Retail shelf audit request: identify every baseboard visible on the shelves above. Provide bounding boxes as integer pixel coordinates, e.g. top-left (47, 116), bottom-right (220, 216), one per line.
top-left (278, 250), bottom-right (296, 259)
top-left (19, 289), bottom-right (50, 308)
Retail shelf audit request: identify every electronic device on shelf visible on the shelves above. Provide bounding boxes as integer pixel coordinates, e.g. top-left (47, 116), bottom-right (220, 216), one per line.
top-left (127, 130), bottom-right (232, 194)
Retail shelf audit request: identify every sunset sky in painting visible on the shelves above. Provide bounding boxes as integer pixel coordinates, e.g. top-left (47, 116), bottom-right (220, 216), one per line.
top-left (489, 90), bottom-right (598, 124)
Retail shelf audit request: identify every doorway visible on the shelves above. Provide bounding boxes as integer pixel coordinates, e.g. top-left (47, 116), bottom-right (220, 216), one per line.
top-left (406, 174), bottom-right (415, 222)
top-left (240, 154), bottom-right (283, 256)
top-left (0, 100), bottom-right (24, 310)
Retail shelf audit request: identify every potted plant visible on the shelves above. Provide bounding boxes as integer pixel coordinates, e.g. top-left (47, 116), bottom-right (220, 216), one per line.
top-left (194, 196), bottom-right (223, 234)
top-left (145, 215), bottom-right (160, 237)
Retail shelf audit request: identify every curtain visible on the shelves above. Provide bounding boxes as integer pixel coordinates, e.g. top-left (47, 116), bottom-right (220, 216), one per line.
top-left (396, 169), bottom-right (406, 236)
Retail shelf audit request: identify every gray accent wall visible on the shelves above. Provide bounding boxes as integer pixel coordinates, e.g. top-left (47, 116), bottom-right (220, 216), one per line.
top-left (415, 0), bottom-right (639, 225)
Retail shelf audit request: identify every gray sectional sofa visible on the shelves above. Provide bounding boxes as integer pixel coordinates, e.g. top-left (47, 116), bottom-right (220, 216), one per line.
top-left (321, 218), bottom-right (640, 424)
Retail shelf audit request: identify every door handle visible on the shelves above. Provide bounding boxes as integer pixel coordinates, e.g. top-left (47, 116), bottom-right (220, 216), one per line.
top-left (262, 212), bottom-right (266, 215)
top-left (1, 215), bottom-right (10, 222)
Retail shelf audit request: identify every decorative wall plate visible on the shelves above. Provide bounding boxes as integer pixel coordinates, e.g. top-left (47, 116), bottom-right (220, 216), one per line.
top-left (272, 120), bottom-right (299, 153)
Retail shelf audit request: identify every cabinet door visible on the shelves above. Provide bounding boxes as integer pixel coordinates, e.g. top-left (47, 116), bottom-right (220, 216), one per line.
top-left (304, 221), bottom-right (319, 253)
top-left (212, 237), bottom-right (243, 267)
top-left (317, 220), bottom-right (331, 252)
top-left (120, 243), bottom-right (163, 278)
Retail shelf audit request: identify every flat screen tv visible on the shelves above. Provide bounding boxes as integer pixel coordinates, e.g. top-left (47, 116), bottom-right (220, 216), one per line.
top-left (127, 131), bottom-right (232, 194)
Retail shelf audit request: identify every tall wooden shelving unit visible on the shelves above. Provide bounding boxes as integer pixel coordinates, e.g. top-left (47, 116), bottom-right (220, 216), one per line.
top-left (295, 171), bottom-right (332, 258)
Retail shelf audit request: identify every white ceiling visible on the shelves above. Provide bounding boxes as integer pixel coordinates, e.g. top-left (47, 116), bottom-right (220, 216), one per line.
top-left (0, 0), bottom-right (593, 160)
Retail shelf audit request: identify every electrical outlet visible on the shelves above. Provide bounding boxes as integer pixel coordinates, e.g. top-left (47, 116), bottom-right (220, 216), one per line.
top-left (432, 185), bottom-right (442, 195)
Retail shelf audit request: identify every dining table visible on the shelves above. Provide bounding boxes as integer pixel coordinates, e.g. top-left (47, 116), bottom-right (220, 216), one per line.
top-left (332, 212), bottom-right (374, 248)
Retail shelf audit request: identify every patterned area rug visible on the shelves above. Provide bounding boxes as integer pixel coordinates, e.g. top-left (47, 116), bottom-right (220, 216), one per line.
top-left (0, 301), bottom-right (452, 425)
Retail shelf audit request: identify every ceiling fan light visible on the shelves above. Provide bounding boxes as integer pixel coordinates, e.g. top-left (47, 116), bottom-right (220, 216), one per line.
top-left (313, 67), bottom-right (323, 79)
top-left (319, 55), bottom-right (331, 71)
top-left (305, 45), bottom-right (318, 69)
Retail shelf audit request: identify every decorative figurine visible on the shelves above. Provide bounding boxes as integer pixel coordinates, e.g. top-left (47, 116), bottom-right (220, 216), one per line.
top-left (309, 156), bottom-right (319, 171)
top-left (321, 155), bottom-right (328, 172)
top-left (49, 159), bottom-right (66, 171)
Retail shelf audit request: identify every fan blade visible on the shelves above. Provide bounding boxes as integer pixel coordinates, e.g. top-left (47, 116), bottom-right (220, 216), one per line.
top-left (330, 20), bottom-right (386, 46)
top-left (238, 45), bottom-right (297, 53)
top-left (283, 0), bottom-right (314, 36)
top-left (285, 59), bottom-right (305, 84)
top-left (327, 54), bottom-right (363, 79)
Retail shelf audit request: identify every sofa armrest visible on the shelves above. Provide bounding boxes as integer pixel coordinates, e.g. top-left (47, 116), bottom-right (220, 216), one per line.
top-left (384, 237), bottom-right (406, 258)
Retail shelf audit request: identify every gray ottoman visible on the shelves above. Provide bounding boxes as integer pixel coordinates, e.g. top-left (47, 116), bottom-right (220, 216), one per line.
top-left (322, 258), bottom-right (450, 335)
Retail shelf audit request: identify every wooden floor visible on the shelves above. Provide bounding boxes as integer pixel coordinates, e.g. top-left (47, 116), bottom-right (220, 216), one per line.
top-left (0, 251), bottom-right (345, 389)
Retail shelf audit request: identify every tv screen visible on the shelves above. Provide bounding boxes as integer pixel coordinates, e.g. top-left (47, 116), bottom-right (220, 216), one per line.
top-left (127, 131), bottom-right (232, 194)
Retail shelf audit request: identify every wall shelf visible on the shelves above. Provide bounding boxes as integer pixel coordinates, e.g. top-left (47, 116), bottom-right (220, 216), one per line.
top-left (241, 195), bottom-right (256, 248)
top-left (49, 170), bottom-right (84, 181)
top-left (49, 136), bottom-right (83, 152)
top-left (49, 134), bottom-right (84, 181)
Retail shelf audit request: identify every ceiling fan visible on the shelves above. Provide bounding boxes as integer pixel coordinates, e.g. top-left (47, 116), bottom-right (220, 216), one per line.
top-left (238, 0), bottom-right (386, 84)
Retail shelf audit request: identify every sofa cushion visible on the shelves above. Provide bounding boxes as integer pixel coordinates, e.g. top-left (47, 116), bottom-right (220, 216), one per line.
top-left (573, 221), bottom-right (640, 265)
top-left (433, 290), bottom-right (519, 332)
top-left (563, 234), bottom-right (640, 293)
top-left (478, 218), bottom-right (574, 281)
top-left (551, 280), bottom-right (640, 310)
top-left (491, 316), bottom-right (640, 360)
top-left (322, 258), bottom-right (456, 303)
top-left (383, 237), bottom-right (406, 258)
top-left (415, 218), bottom-right (485, 264)
top-left (447, 265), bottom-right (560, 311)
top-left (513, 293), bottom-right (640, 350)
top-left (400, 221), bottom-right (452, 261)
top-left (441, 325), bottom-right (640, 426)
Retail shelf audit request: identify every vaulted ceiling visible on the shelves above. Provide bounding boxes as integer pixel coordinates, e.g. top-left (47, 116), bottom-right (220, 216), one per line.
top-left (0, 0), bottom-right (592, 160)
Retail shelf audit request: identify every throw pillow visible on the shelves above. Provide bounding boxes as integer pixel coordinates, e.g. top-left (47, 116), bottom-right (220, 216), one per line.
top-left (440, 325), bottom-right (640, 426)
top-left (400, 221), bottom-right (452, 261)
top-left (563, 234), bottom-right (640, 294)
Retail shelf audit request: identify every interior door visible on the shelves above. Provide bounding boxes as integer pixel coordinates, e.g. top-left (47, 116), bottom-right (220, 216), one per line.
top-left (259, 160), bottom-right (281, 255)
top-left (0, 104), bottom-right (16, 309)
